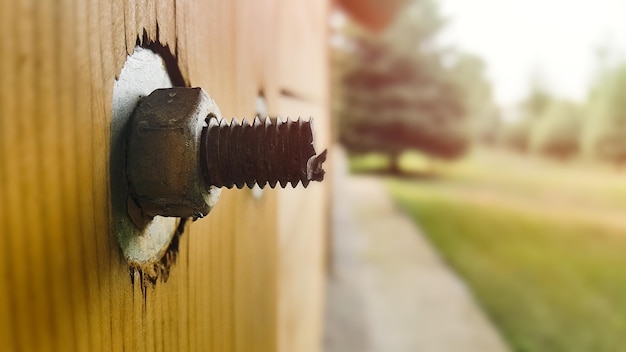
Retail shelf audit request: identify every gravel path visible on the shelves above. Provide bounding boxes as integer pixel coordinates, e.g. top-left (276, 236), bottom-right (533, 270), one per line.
top-left (324, 150), bottom-right (510, 352)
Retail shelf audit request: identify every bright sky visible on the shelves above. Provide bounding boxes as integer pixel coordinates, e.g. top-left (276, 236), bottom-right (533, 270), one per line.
top-left (438, 0), bottom-right (626, 106)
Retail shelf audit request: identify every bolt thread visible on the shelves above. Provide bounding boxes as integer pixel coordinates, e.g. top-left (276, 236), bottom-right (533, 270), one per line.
top-left (201, 116), bottom-right (327, 189)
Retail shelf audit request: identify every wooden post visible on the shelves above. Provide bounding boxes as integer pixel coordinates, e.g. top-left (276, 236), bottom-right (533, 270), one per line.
top-left (0, 0), bottom-right (329, 350)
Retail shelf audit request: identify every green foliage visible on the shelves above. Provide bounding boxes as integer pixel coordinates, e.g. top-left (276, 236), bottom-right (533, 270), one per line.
top-left (498, 74), bottom-right (555, 155)
top-left (382, 0), bottom-right (445, 51)
top-left (449, 54), bottom-right (498, 142)
top-left (582, 65), bottom-right (626, 164)
top-left (499, 62), bottom-right (626, 164)
top-left (334, 0), bottom-right (489, 166)
top-left (530, 101), bottom-right (583, 159)
top-left (348, 153), bottom-right (390, 173)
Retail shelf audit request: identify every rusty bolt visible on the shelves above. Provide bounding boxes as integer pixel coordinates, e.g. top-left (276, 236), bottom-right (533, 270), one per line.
top-left (201, 116), bottom-right (327, 189)
top-left (126, 87), bottom-right (326, 219)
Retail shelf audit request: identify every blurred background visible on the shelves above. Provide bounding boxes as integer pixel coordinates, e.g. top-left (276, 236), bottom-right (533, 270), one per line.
top-left (326, 0), bottom-right (626, 351)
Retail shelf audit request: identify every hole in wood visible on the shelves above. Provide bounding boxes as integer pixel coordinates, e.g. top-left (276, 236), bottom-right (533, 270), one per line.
top-left (110, 45), bottom-right (185, 280)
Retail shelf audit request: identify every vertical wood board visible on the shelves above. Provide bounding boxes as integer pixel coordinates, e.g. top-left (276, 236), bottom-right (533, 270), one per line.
top-left (0, 0), bottom-right (329, 351)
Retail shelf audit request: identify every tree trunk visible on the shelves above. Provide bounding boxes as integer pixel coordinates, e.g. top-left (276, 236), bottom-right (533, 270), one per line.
top-left (389, 153), bottom-right (401, 175)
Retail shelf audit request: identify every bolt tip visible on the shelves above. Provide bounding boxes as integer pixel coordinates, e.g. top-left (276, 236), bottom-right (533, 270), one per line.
top-left (306, 149), bottom-right (327, 183)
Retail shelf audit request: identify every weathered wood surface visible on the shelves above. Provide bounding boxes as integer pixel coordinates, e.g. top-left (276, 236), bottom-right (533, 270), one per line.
top-left (0, 0), bottom-right (329, 351)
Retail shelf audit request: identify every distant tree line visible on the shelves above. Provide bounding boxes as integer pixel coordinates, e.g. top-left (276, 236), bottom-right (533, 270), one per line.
top-left (335, 0), bottom-right (626, 169)
top-left (500, 64), bottom-right (626, 165)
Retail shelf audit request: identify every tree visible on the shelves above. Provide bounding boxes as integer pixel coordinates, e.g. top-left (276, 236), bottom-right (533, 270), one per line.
top-left (334, 0), bottom-right (481, 173)
top-left (449, 54), bottom-right (498, 144)
top-left (530, 100), bottom-right (583, 160)
top-left (499, 73), bottom-right (555, 154)
top-left (520, 72), bottom-right (553, 121)
top-left (582, 64), bottom-right (626, 165)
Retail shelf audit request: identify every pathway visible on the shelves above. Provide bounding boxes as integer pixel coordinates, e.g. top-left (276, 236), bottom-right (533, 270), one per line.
top-left (324, 150), bottom-right (510, 352)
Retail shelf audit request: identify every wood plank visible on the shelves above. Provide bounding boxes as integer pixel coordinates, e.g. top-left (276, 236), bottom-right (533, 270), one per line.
top-left (0, 3), bottom-right (17, 351)
top-left (0, 0), bottom-right (328, 350)
top-left (277, 0), bottom-right (329, 104)
top-left (276, 97), bottom-right (331, 352)
top-left (275, 9), bottom-right (331, 352)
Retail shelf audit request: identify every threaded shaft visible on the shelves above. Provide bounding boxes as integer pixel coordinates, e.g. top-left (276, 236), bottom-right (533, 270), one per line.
top-left (200, 115), bottom-right (327, 189)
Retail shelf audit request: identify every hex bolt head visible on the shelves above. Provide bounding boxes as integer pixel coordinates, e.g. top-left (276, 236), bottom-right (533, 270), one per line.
top-left (127, 87), bottom-right (221, 219)
top-left (127, 87), bottom-right (326, 219)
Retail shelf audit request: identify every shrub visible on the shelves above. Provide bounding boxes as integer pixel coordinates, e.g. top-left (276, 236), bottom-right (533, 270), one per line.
top-left (530, 101), bottom-right (583, 160)
top-left (500, 120), bottom-right (532, 153)
top-left (582, 65), bottom-right (626, 165)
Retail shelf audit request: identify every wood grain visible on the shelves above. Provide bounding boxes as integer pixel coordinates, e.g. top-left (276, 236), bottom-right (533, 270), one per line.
top-left (0, 0), bottom-right (329, 350)
top-left (276, 97), bottom-right (330, 352)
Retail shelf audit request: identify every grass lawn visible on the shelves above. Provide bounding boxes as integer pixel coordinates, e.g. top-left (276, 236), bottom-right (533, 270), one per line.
top-left (353, 149), bottom-right (626, 352)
